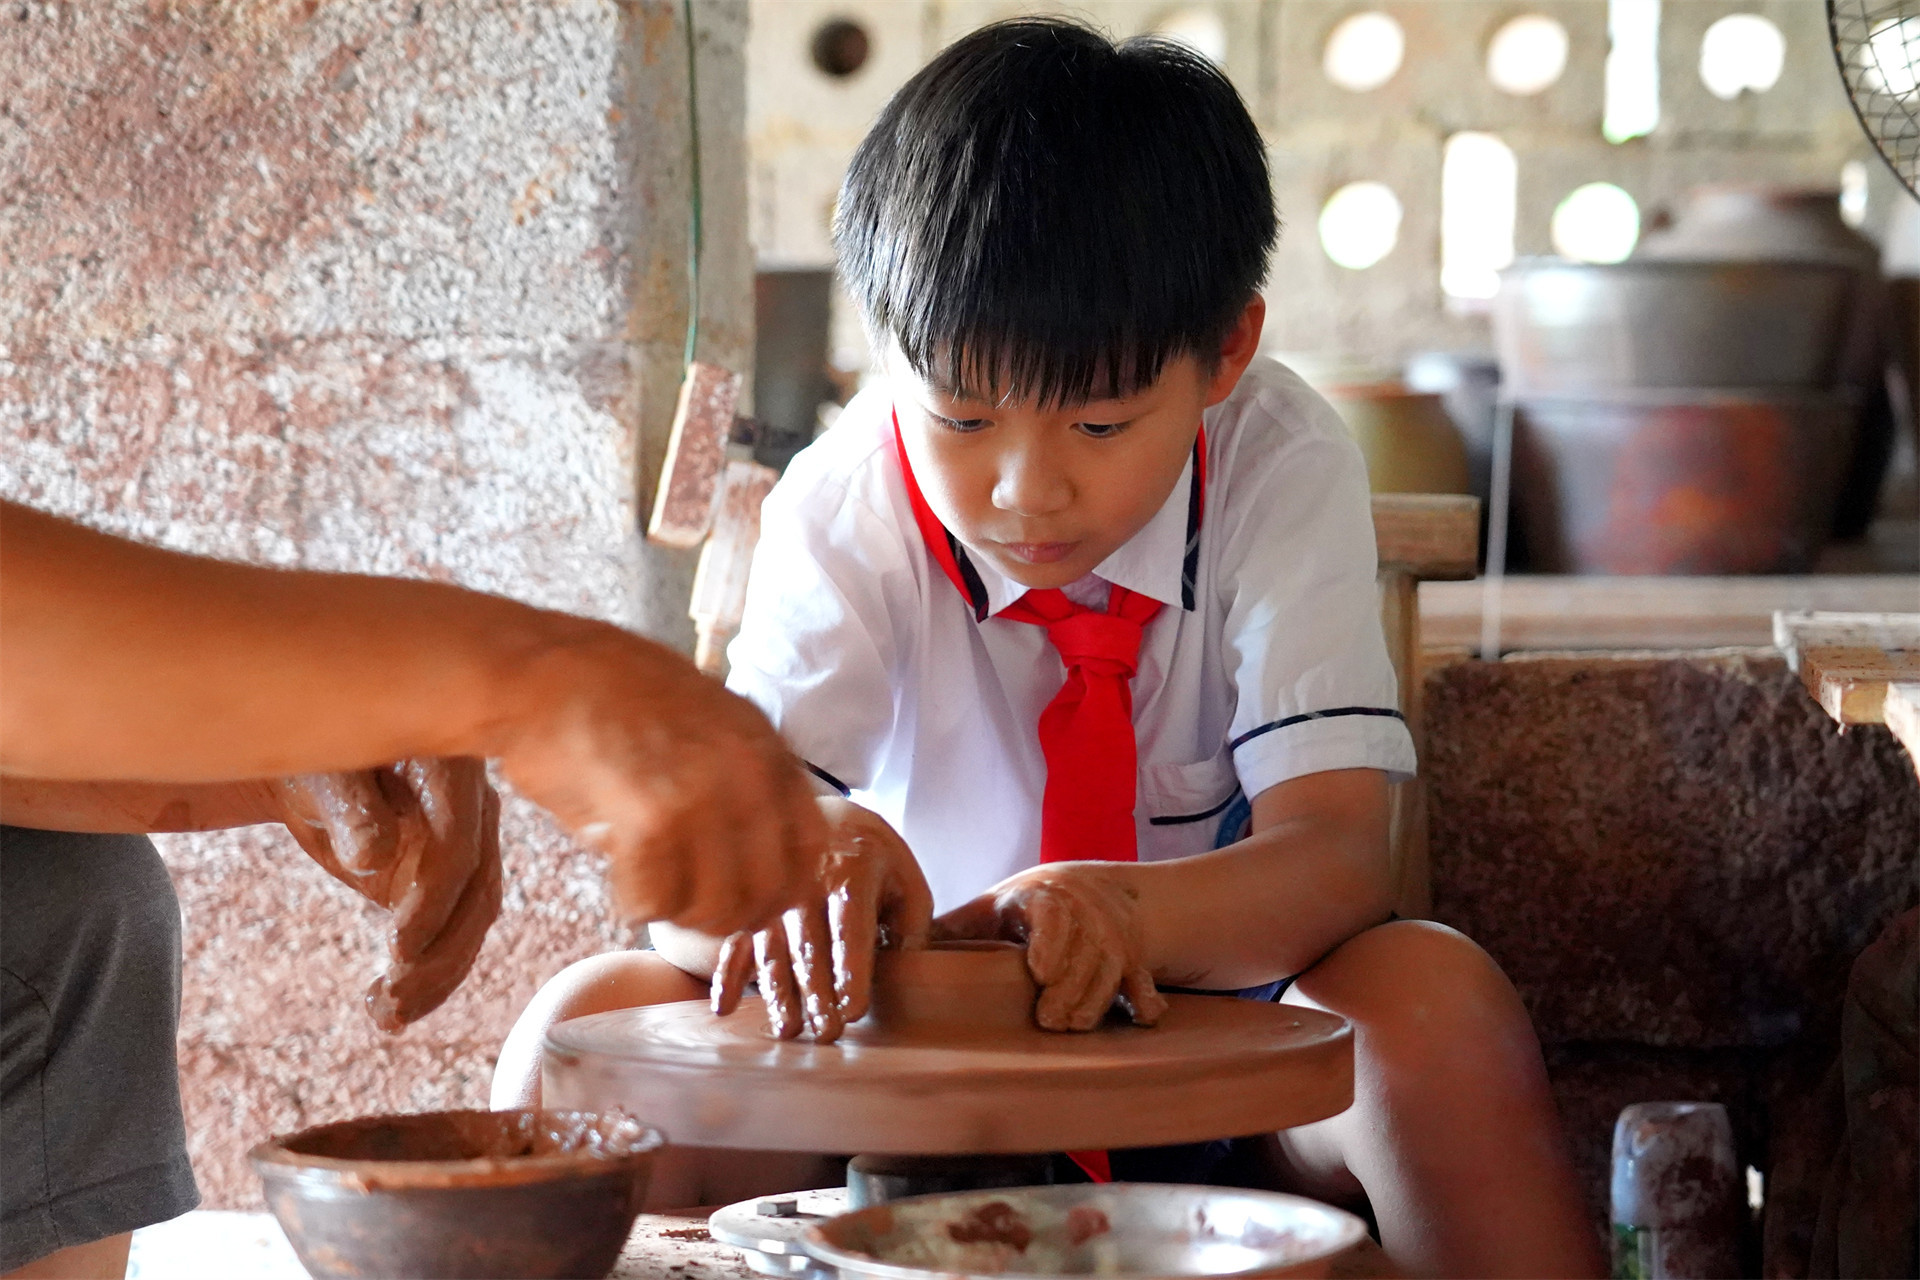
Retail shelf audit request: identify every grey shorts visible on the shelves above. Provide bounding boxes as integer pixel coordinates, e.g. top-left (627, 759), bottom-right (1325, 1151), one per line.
top-left (2, 826), bottom-right (200, 1269)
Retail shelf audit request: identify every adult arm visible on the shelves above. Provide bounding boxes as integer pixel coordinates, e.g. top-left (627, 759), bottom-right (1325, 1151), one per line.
top-left (0, 502), bottom-right (822, 934)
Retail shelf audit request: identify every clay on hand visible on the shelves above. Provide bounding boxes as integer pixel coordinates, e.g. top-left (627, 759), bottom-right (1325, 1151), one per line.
top-left (934, 863), bottom-right (1168, 1033)
top-left (710, 797), bottom-right (935, 1042)
top-left (278, 758), bottom-right (503, 1033)
top-left (492, 624), bottom-right (824, 938)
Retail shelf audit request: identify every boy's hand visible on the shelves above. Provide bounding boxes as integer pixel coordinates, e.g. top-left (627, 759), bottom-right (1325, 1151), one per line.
top-left (934, 863), bottom-right (1168, 1032)
top-left (277, 758), bottom-right (503, 1031)
top-left (494, 623), bottom-right (825, 938)
top-left (710, 797), bottom-right (934, 1042)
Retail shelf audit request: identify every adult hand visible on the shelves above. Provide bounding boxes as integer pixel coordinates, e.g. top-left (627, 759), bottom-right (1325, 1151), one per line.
top-left (277, 758), bottom-right (502, 1032)
top-left (934, 863), bottom-right (1168, 1032)
top-left (710, 797), bottom-right (934, 1042)
top-left (494, 624), bottom-right (824, 938)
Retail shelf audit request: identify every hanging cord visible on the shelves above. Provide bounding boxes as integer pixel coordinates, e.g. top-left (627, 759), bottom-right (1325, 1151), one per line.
top-left (682, 0), bottom-right (703, 368)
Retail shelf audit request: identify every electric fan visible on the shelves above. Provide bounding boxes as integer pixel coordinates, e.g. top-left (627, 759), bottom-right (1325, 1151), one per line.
top-left (1829, 0), bottom-right (1920, 197)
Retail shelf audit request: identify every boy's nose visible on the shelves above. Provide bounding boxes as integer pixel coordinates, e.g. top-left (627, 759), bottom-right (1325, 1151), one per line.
top-left (991, 439), bottom-right (1072, 516)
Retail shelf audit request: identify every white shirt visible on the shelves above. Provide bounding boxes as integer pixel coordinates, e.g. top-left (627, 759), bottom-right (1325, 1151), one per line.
top-left (726, 356), bottom-right (1417, 914)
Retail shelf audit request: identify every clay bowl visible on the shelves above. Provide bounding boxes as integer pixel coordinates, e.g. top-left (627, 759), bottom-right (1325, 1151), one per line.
top-left (866, 940), bottom-right (1039, 1034)
top-left (805, 1183), bottom-right (1371, 1279)
top-left (250, 1108), bottom-right (662, 1279)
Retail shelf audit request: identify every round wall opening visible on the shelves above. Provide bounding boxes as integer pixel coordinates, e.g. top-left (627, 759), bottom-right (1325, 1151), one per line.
top-left (1552, 182), bottom-right (1641, 263)
top-left (1323, 11), bottom-right (1405, 92)
top-left (1319, 181), bottom-right (1403, 269)
top-left (811, 17), bottom-right (872, 79)
top-left (1486, 14), bottom-right (1570, 95)
top-left (1698, 13), bottom-right (1785, 100)
top-left (1152, 6), bottom-right (1229, 66)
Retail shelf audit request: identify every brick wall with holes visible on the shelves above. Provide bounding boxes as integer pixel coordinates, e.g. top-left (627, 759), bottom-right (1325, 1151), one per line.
top-left (748, 0), bottom-right (1898, 373)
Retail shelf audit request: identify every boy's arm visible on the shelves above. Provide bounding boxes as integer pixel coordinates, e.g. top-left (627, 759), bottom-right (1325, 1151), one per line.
top-left (935, 767), bottom-right (1391, 1029)
top-left (1134, 767), bottom-right (1392, 988)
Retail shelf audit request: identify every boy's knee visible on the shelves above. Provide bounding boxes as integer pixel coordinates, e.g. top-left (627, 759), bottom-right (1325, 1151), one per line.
top-left (1303, 919), bottom-right (1523, 1041)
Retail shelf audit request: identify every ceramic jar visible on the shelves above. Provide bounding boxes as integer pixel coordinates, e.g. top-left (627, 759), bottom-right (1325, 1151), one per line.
top-left (1318, 382), bottom-right (1472, 497)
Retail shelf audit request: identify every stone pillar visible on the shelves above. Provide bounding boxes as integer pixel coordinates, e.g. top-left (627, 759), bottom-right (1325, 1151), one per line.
top-left (0, 0), bottom-right (750, 1207)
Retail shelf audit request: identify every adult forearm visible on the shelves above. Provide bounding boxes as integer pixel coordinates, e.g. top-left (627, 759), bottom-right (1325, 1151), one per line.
top-left (0, 778), bottom-right (282, 832)
top-left (0, 502), bottom-right (575, 781)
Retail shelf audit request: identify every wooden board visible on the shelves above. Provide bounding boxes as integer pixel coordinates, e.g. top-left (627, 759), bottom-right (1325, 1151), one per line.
top-left (1372, 494), bottom-right (1479, 580)
top-left (544, 996), bottom-right (1352, 1157)
top-left (1774, 611), bottom-right (1920, 727)
top-left (1425, 575), bottom-right (1920, 652)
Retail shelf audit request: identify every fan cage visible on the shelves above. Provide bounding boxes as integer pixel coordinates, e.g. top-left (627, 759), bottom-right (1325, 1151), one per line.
top-left (1829, 0), bottom-right (1920, 199)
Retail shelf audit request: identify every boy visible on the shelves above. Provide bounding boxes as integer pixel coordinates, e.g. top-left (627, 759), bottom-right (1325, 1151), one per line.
top-left (497, 20), bottom-right (1602, 1276)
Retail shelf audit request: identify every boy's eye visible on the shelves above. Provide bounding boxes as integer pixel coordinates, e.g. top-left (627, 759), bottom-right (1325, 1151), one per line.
top-left (1076, 420), bottom-right (1130, 439)
top-left (933, 413), bottom-right (988, 433)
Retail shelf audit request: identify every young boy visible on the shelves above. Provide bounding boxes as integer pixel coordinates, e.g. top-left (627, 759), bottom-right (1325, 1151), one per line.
top-left (497, 20), bottom-right (1603, 1276)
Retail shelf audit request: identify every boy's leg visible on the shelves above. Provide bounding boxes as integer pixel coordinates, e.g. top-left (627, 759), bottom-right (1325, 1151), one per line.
top-left (1267, 920), bottom-right (1605, 1280)
top-left (492, 950), bottom-right (837, 1209)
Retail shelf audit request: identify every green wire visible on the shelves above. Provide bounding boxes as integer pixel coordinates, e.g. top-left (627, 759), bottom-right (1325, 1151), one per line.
top-left (682, 0), bottom-right (703, 369)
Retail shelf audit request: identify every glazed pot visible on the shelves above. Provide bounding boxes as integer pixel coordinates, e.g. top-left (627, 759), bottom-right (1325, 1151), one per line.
top-left (1493, 259), bottom-right (1856, 396)
top-left (250, 1108), bottom-right (661, 1279)
top-left (1510, 391), bottom-right (1857, 574)
top-left (1319, 382), bottom-right (1472, 496)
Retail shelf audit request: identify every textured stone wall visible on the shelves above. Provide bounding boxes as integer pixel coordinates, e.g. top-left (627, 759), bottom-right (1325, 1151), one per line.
top-left (0, 0), bottom-right (750, 1208)
top-left (1424, 650), bottom-right (1920, 1229)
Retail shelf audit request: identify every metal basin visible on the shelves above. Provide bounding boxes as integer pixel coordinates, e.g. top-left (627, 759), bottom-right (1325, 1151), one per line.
top-left (250, 1108), bottom-right (661, 1279)
top-left (803, 1183), bottom-right (1369, 1279)
top-left (1494, 258), bottom-right (1857, 395)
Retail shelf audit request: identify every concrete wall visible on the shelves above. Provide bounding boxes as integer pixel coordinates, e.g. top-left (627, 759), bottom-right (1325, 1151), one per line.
top-left (747, 0), bottom-right (1889, 370)
top-left (0, 0), bottom-right (750, 1208)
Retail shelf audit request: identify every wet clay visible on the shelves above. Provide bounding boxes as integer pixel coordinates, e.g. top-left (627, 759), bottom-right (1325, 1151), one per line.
top-left (865, 941), bottom-right (1038, 1034)
top-left (543, 992), bottom-right (1353, 1155)
top-left (278, 758), bottom-right (503, 1031)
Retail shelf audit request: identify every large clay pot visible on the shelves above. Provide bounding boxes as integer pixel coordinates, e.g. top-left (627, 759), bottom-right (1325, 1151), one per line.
top-left (1511, 391), bottom-right (1857, 574)
top-left (1319, 382), bottom-right (1472, 496)
top-left (1494, 259), bottom-right (1857, 395)
top-left (1639, 186), bottom-right (1894, 538)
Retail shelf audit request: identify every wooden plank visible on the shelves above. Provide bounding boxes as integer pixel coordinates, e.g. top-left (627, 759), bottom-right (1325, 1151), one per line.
top-left (1372, 495), bottom-right (1479, 581)
top-left (1423, 576), bottom-right (1920, 652)
top-left (1377, 568), bottom-right (1428, 918)
top-left (1773, 611), bottom-right (1920, 725)
top-left (1884, 684), bottom-right (1920, 774)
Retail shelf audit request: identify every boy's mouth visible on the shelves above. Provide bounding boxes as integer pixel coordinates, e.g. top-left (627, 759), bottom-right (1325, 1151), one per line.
top-left (997, 540), bottom-right (1079, 566)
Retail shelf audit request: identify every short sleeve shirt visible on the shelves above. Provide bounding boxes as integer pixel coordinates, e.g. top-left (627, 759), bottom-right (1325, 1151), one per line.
top-left (725, 356), bottom-right (1417, 914)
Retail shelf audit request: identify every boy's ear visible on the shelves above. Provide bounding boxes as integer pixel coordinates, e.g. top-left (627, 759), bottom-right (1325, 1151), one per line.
top-left (1204, 295), bottom-right (1266, 407)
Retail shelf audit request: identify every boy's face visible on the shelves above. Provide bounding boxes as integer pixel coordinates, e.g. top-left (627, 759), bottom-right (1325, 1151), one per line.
top-left (890, 297), bottom-right (1264, 592)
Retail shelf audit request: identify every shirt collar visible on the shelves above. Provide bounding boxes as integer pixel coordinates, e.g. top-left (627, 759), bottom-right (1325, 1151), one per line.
top-left (970, 447), bottom-right (1199, 618)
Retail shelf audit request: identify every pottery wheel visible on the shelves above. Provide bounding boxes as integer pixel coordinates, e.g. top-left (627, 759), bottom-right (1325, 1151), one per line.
top-left (542, 995), bottom-right (1352, 1155)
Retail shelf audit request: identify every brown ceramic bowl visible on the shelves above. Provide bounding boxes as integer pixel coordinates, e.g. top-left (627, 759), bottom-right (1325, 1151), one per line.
top-left (866, 940), bottom-right (1039, 1034)
top-left (250, 1108), bottom-right (662, 1279)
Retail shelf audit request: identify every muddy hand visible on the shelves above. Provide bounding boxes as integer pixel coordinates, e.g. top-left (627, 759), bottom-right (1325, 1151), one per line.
top-left (495, 621), bottom-right (823, 937)
top-left (711, 797), bottom-right (934, 1042)
top-left (277, 759), bottom-right (503, 1031)
top-left (935, 863), bottom-right (1167, 1032)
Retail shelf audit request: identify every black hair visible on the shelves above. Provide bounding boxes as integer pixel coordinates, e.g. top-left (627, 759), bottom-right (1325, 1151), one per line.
top-left (834, 18), bottom-right (1278, 409)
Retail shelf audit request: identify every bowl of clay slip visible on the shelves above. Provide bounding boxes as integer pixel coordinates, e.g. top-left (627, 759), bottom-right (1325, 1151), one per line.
top-left (250, 1107), bottom-right (662, 1279)
top-left (865, 940), bottom-right (1040, 1035)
